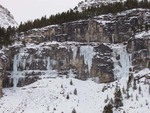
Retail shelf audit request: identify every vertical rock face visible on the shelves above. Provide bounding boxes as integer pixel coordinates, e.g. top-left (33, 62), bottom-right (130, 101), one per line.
top-left (127, 33), bottom-right (150, 72)
top-left (22, 9), bottom-right (150, 45)
top-left (91, 44), bottom-right (114, 83)
top-left (22, 20), bottom-right (108, 43)
top-left (1, 9), bottom-right (150, 87)
top-left (0, 53), bottom-right (9, 96)
top-left (0, 59), bottom-right (3, 96)
top-left (3, 42), bottom-right (116, 86)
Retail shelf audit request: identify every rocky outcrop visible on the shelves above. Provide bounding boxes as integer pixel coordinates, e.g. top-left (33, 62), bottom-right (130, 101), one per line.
top-left (2, 42), bottom-right (116, 86)
top-left (127, 32), bottom-right (150, 72)
top-left (77, 0), bottom-right (120, 11)
top-left (20, 9), bottom-right (150, 45)
top-left (91, 44), bottom-right (114, 83)
top-left (0, 52), bottom-right (9, 96)
top-left (22, 20), bottom-right (106, 43)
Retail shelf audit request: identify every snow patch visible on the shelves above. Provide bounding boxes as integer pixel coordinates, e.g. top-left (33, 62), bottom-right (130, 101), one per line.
top-left (135, 30), bottom-right (150, 39)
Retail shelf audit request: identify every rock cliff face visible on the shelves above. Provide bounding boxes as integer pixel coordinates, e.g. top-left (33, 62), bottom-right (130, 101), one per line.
top-left (3, 42), bottom-right (115, 87)
top-left (0, 52), bottom-right (9, 96)
top-left (2, 9), bottom-right (150, 88)
top-left (21, 9), bottom-right (149, 44)
top-left (127, 31), bottom-right (150, 72)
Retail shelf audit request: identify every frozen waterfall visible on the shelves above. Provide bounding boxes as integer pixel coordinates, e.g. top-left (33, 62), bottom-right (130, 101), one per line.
top-left (80, 45), bottom-right (95, 73)
top-left (71, 45), bottom-right (78, 60)
top-left (112, 44), bottom-right (132, 79)
top-left (12, 55), bottom-right (19, 91)
top-left (46, 57), bottom-right (52, 75)
top-left (12, 48), bottom-right (28, 91)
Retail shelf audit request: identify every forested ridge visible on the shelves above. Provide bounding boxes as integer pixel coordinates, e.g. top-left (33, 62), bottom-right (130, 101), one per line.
top-left (1, 0), bottom-right (150, 46)
top-left (17, 0), bottom-right (150, 32)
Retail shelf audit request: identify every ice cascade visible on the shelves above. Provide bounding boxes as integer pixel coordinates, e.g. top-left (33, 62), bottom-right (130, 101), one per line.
top-left (71, 45), bottom-right (78, 60)
top-left (12, 55), bottom-right (19, 91)
top-left (112, 44), bottom-right (132, 79)
top-left (80, 45), bottom-right (95, 73)
top-left (46, 57), bottom-right (52, 75)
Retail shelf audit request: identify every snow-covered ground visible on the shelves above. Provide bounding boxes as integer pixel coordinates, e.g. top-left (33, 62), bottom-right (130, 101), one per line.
top-left (135, 30), bottom-right (150, 39)
top-left (0, 68), bottom-right (150, 113)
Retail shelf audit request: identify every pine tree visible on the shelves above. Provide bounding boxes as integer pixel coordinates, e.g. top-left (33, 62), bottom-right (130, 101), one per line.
top-left (127, 74), bottom-right (133, 87)
top-left (16, 0), bottom-right (150, 32)
top-left (114, 85), bottom-right (123, 108)
top-left (61, 84), bottom-right (63, 88)
top-left (102, 85), bottom-right (106, 92)
top-left (110, 98), bottom-right (114, 105)
top-left (148, 62), bottom-right (150, 68)
top-left (136, 94), bottom-right (138, 101)
top-left (53, 108), bottom-right (56, 111)
top-left (103, 103), bottom-right (113, 113)
top-left (145, 100), bottom-right (149, 105)
top-left (105, 95), bottom-right (109, 103)
top-left (70, 79), bottom-right (73, 85)
top-left (74, 88), bottom-right (77, 95)
top-left (122, 86), bottom-right (126, 94)
top-left (126, 91), bottom-right (130, 99)
top-left (139, 86), bottom-right (142, 94)
top-left (72, 108), bottom-right (76, 113)
top-left (66, 94), bottom-right (69, 99)
top-left (145, 22), bottom-right (149, 32)
top-left (133, 79), bottom-right (137, 90)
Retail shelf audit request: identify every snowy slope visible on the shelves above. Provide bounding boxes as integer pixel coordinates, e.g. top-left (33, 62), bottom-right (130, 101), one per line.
top-left (77, 0), bottom-right (126, 11)
top-left (135, 30), bottom-right (150, 39)
top-left (0, 68), bottom-right (150, 113)
top-left (0, 4), bottom-right (17, 28)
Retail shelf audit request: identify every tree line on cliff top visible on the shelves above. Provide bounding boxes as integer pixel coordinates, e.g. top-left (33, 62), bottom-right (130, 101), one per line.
top-left (1, 0), bottom-right (150, 46)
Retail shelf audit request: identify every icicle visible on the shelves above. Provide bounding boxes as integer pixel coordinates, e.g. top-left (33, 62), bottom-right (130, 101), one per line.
top-left (28, 55), bottom-right (32, 66)
top-left (19, 47), bottom-right (27, 70)
top-left (13, 54), bottom-right (19, 91)
top-left (22, 59), bottom-right (26, 70)
top-left (112, 44), bottom-right (132, 79)
top-left (80, 45), bottom-right (95, 73)
top-left (43, 58), bottom-right (46, 67)
top-left (46, 57), bottom-right (52, 75)
top-left (112, 34), bottom-right (115, 43)
top-left (71, 45), bottom-right (78, 60)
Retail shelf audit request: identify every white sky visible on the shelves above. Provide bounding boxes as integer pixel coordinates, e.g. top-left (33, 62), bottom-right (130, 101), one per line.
top-left (0, 0), bottom-right (82, 24)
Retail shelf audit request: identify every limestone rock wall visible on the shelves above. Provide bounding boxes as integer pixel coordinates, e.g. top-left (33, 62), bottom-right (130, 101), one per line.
top-left (127, 38), bottom-right (150, 72)
top-left (0, 53), bottom-right (9, 97)
top-left (20, 9), bottom-right (150, 45)
top-left (3, 42), bottom-right (114, 87)
top-left (2, 9), bottom-right (150, 87)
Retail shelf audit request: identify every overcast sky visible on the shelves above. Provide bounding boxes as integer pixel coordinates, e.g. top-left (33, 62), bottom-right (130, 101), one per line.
top-left (0, 0), bottom-right (82, 24)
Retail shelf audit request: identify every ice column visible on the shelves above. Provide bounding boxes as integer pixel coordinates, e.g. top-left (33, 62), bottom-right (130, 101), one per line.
top-left (112, 44), bottom-right (132, 79)
top-left (80, 45), bottom-right (95, 73)
top-left (13, 55), bottom-right (19, 91)
top-left (71, 45), bottom-right (78, 60)
top-left (46, 57), bottom-right (52, 75)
